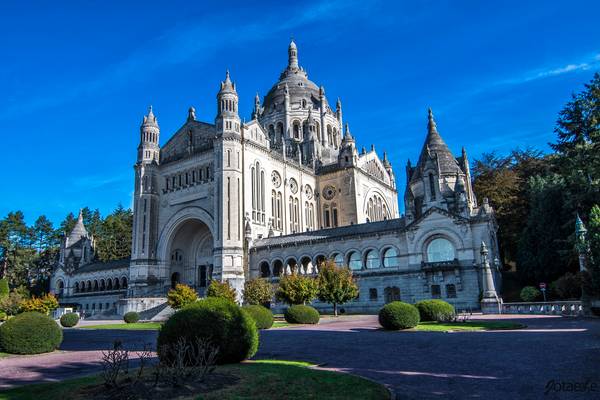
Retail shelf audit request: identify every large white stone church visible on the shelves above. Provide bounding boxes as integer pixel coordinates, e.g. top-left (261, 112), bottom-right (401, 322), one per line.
top-left (51, 41), bottom-right (501, 316)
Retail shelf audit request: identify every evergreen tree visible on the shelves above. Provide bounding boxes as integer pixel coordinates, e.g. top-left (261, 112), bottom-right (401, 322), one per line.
top-left (95, 205), bottom-right (133, 262)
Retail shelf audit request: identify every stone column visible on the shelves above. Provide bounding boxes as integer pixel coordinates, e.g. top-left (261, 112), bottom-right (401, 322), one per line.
top-left (480, 241), bottom-right (502, 314)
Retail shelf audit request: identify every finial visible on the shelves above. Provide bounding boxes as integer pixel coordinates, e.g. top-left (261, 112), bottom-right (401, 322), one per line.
top-left (428, 107), bottom-right (437, 133)
top-left (480, 241), bottom-right (488, 255)
top-left (319, 86), bottom-right (325, 96)
top-left (255, 92), bottom-right (260, 103)
top-left (371, 144), bottom-right (375, 152)
top-left (225, 69), bottom-right (230, 81)
top-left (576, 213), bottom-right (587, 234)
top-left (383, 151), bottom-right (388, 161)
top-left (288, 38), bottom-right (299, 69)
top-left (188, 106), bottom-right (196, 121)
top-left (78, 208), bottom-right (83, 221)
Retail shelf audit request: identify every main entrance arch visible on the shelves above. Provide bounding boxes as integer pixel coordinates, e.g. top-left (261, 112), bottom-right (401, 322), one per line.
top-left (157, 207), bottom-right (215, 294)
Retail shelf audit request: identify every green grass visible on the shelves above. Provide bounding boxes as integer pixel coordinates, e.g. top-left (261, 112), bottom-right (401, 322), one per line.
top-left (0, 352), bottom-right (11, 358)
top-left (80, 322), bottom-right (162, 330)
top-left (0, 360), bottom-right (389, 400)
top-left (414, 321), bottom-right (525, 332)
top-left (271, 321), bottom-right (290, 328)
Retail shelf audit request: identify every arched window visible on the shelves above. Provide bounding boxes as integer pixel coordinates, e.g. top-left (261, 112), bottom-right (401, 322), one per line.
top-left (93, 280), bottom-right (98, 291)
top-left (121, 277), bottom-right (128, 289)
top-left (427, 238), bottom-right (455, 262)
top-left (198, 266), bottom-right (208, 287)
top-left (293, 120), bottom-right (301, 139)
top-left (276, 192), bottom-right (283, 230)
top-left (107, 279), bottom-right (113, 290)
top-left (446, 284), bottom-right (457, 298)
top-left (429, 173), bottom-right (437, 200)
top-left (383, 248), bottom-right (400, 268)
top-left (273, 260), bottom-right (283, 276)
top-left (384, 287), bottom-right (401, 303)
top-left (260, 262), bottom-right (271, 278)
top-left (268, 125), bottom-right (275, 142)
top-left (74, 282), bottom-right (79, 293)
top-left (57, 280), bottom-right (64, 296)
top-left (348, 251), bottom-right (362, 270)
top-left (286, 258), bottom-right (298, 275)
top-left (114, 278), bottom-right (120, 290)
top-left (276, 122), bottom-right (284, 143)
top-left (324, 204), bottom-right (331, 228)
top-left (100, 279), bottom-right (106, 291)
top-left (333, 253), bottom-right (344, 267)
top-left (332, 203), bottom-right (339, 227)
top-left (365, 250), bottom-right (380, 269)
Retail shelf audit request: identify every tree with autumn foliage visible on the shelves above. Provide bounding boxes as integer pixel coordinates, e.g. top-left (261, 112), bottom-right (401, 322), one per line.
top-left (316, 260), bottom-right (359, 316)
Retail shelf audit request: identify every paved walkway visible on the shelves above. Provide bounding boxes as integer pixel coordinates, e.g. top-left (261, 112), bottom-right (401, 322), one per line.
top-left (1, 315), bottom-right (599, 399)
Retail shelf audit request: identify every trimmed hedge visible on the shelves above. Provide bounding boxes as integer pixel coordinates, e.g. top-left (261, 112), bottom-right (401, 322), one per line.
top-left (123, 311), bottom-right (140, 324)
top-left (0, 312), bottom-right (63, 354)
top-left (243, 305), bottom-right (274, 329)
top-left (520, 286), bottom-right (540, 302)
top-left (415, 300), bottom-right (455, 322)
top-left (378, 301), bottom-right (420, 330)
top-left (284, 304), bottom-right (320, 324)
top-left (59, 312), bottom-right (80, 328)
top-left (157, 297), bottom-right (258, 365)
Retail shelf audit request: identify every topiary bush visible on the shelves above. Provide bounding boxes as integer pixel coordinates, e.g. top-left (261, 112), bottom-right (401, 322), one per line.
top-left (378, 301), bottom-right (420, 330)
top-left (284, 304), bottom-right (320, 324)
top-left (59, 312), bottom-right (80, 328)
top-left (415, 299), bottom-right (455, 322)
top-left (157, 297), bottom-right (258, 365)
top-left (0, 312), bottom-right (63, 354)
top-left (520, 286), bottom-right (541, 302)
top-left (242, 305), bottom-right (274, 329)
top-left (123, 311), bottom-right (140, 324)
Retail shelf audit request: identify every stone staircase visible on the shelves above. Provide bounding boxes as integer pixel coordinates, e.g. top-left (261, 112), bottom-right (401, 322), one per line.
top-left (138, 301), bottom-right (174, 321)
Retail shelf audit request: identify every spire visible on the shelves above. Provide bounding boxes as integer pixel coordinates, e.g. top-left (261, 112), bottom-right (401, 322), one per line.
top-left (427, 107), bottom-right (437, 134)
top-left (187, 106), bottom-right (196, 122)
top-left (219, 70), bottom-right (236, 93)
top-left (288, 39), bottom-right (299, 70)
top-left (142, 105), bottom-right (158, 128)
top-left (252, 92), bottom-right (261, 119)
top-left (343, 123), bottom-right (354, 142)
top-left (336, 98), bottom-right (342, 111)
top-left (410, 108), bottom-right (461, 183)
top-left (382, 151), bottom-right (391, 168)
top-left (576, 213), bottom-right (587, 234)
top-left (67, 209), bottom-right (89, 244)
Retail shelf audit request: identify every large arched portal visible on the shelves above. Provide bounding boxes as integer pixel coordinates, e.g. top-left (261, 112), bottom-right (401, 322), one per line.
top-left (167, 218), bottom-right (214, 294)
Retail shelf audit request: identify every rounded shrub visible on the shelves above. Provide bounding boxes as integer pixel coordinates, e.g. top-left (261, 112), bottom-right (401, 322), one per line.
top-left (59, 312), bottom-right (80, 328)
top-left (284, 304), bottom-right (320, 324)
top-left (0, 312), bottom-right (63, 354)
top-left (123, 311), bottom-right (140, 324)
top-left (157, 297), bottom-right (258, 365)
top-left (415, 300), bottom-right (455, 322)
top-left (378, 301), bottom-right (420, 330)
top-left (520, 286), bottom-right (540, 302)
top-left (242, 305), bottom-right (274, 329)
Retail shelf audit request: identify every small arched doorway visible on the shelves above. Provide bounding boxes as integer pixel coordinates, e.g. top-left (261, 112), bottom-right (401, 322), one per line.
top-left (171, 272), bottom-right (181, 289)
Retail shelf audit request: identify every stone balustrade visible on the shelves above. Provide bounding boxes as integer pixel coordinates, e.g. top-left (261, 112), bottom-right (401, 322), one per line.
top-left (501, 301), bottom-right (583, 316)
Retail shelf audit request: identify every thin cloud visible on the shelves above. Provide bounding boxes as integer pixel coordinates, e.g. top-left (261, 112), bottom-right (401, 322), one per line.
top-left (500, 53), bottom-right (600, 85)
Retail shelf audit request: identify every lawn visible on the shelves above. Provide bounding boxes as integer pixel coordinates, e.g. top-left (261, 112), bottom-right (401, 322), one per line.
top-left (414, 321), bottom-right (525, 332)
top-left (0, 360), bottom-right (389, 400)
top-left (80, 322), bottom-right (162, 330)
top-left (0, 352), bottom-right (10, 358)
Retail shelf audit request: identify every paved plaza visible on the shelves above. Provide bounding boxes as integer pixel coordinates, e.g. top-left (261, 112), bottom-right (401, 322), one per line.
top-left (1, 315), bottom-right (599, 399)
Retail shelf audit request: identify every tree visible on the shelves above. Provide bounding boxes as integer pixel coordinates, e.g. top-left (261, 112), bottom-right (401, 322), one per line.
top-left (517, 174), bottom-right (573, 284)
top-left (206, 280), bottom-right (237, 303)
top-left (95, 205), bottom-right (133, 262)
top-left (316, 260), bottom-right (358, 316)
top-left (0, 291), bottom-right (25, 316)
top-left (20, 293), bottom-right (58, 315)
top-left (59, 212), bottom-right (77, 237)
top-left (472, 149), bottom-right (549, 268)
top-left (0, 212), bottom-right (36, 287)
top-left (551, 73), bottom-right (600, 216)
top-left (167, 283), bottom-right (198, 309)
top-left (582, 205), bottom-right (600, 297)
top-left (31, 215), bottom-right (55, 252)
top-left (275, 273), bottom-right (318, 305)
top-left (243, 278), bottom-right (273, 306)
top-left (0, 278), bottom-right (9, 298)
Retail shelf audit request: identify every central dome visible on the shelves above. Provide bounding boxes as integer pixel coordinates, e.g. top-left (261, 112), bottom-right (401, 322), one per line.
top-left (262, 40), bottom-right (325, 112)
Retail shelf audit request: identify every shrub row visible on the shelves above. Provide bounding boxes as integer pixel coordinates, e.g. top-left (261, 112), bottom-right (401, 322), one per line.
top-left (59, 312), bottom-right (80, 328)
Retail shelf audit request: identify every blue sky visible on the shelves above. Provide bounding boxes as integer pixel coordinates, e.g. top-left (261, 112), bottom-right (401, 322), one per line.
top-left (1, 0), bottom-right (599, 224)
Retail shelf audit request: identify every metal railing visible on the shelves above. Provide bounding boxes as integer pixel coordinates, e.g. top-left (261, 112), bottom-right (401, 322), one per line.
top-left (501, 301), bottom-right (583, 316)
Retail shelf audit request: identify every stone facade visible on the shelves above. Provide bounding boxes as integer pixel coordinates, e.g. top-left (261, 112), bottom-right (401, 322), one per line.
top-left (51, 40), bottom-right (500, 316)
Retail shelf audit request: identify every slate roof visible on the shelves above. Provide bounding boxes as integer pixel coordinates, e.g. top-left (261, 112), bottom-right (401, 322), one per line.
top-left (253, 218), bottom-right (406, 249)
top-left (410, 109), bottom-right (462, 183)
top-left (75, 258), bottom-right (130, 274)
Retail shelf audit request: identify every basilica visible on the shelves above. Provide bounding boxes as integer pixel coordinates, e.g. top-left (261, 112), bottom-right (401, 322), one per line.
top-left (51, 41), bottom-right (501, 316)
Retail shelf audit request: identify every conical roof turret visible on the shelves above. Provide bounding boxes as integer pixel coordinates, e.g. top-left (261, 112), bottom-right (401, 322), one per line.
top-left (411, 108), bottom-right (461, 183)
top-left (67, 209), bottom-right (89, 244)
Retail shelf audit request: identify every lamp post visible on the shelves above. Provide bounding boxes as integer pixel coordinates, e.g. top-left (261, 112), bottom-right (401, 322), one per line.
top-left (575, 213), bottom-right (588, 272)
